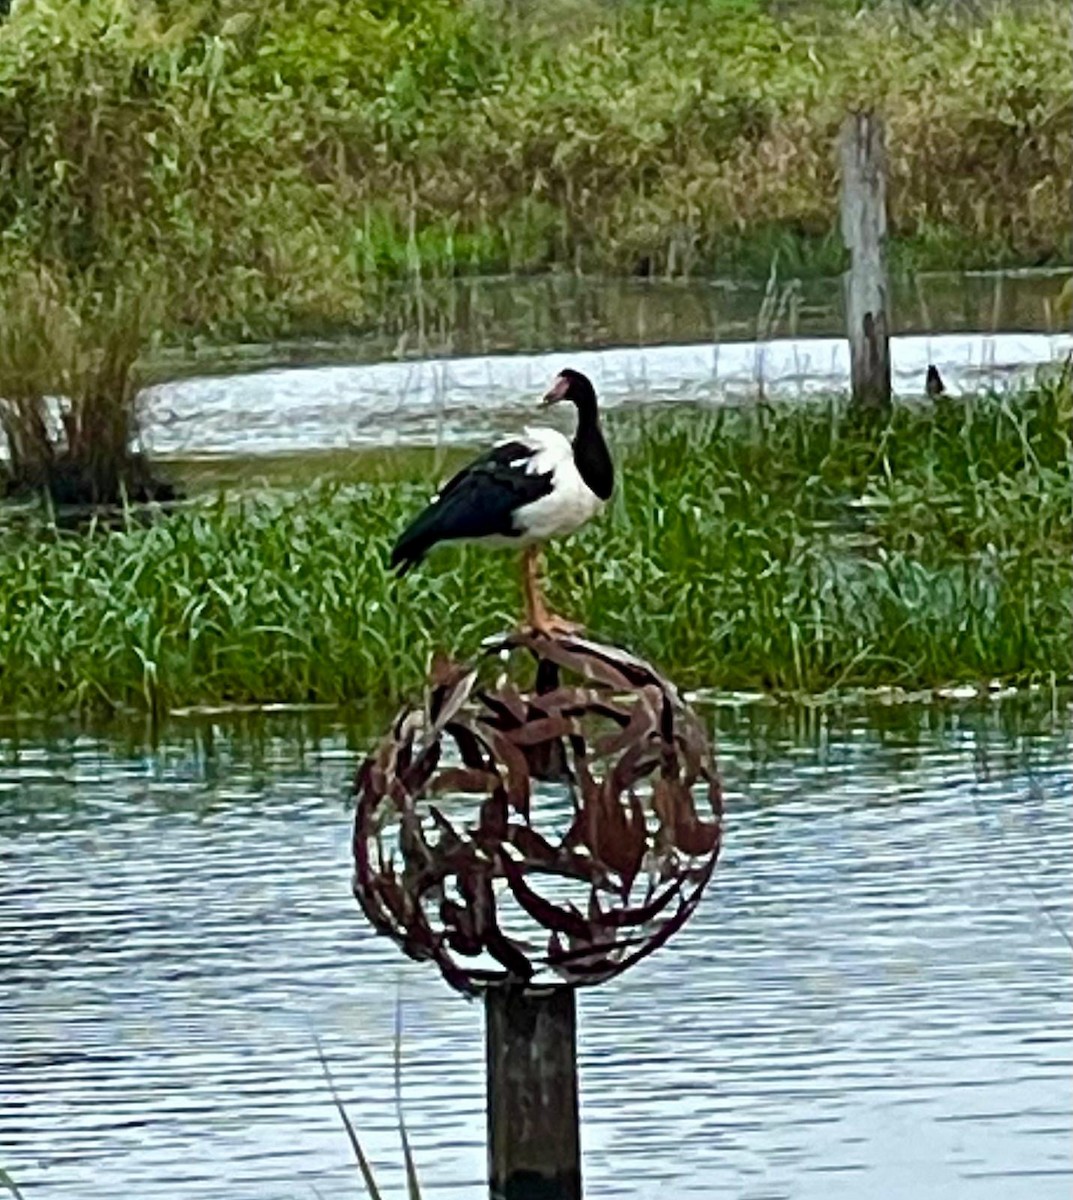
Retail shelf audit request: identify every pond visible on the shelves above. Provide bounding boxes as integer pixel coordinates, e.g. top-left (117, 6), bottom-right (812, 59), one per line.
top-left (150, 268), bottom-right (1073, 377)
top-left (141, 270), bottom-right (1073, 459)
top-left (2, 694), bottom-right (1070, 1199)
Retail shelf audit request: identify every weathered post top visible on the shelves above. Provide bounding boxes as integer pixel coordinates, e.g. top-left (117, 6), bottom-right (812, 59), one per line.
top-left (486, 983), bottom-right (580, 1200)
top-left (840, 110), bottom-right (892, 411)
top-left (352, 632), bottom-right (724, 1199)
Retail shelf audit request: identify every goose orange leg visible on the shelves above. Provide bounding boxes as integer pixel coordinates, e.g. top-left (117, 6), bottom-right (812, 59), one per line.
top-left (520, 546), bottom-right (582, 636)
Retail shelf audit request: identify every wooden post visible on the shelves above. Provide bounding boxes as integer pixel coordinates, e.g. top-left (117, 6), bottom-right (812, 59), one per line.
top-left (486, 984), bottom-right (581, 1200)
top-left (840, 111), bottom-right (891, 410)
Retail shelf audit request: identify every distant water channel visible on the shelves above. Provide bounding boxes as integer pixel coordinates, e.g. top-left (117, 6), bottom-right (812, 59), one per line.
top-left (2, 695), bottom-right (1070, 1199)
top-left (142, 270), bottom-right (1073, 459)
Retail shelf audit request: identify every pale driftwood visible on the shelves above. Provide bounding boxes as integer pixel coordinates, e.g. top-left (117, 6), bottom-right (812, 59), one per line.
top-left (840, 112), bottom-right (891, 410)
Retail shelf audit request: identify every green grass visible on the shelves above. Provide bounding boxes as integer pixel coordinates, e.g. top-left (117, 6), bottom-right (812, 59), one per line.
top-left (0, 0), bottom-right (1068, 343)
top-left (0, 378), bottom-right (1068, 716)
top-left (0, 1168), bottom-right (24, 1200)
top-left (315, 997), bottom-right (424, 1200)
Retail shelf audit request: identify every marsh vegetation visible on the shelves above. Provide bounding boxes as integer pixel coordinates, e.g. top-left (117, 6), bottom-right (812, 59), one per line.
top-left (0, 0), bottom-right (1068, 347)
top-left (0, 0), bottom-right (1068, 699)
top-left (0, 269), bottom-right (175, 503)
top-left (1, 376), bottom-right (1067, 715)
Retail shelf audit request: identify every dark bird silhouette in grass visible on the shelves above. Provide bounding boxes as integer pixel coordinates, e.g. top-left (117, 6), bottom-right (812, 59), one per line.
top-left (926, 364), bottom-right (946, 398)
top-left (390, 369), bottom-right (613, 635)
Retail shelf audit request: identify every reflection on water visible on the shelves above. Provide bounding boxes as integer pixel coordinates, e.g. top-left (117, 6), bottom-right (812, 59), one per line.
top-left (1, 697), bottom-right (1070, 1199)
top-left (152, 270), bottom-right (1073, 379)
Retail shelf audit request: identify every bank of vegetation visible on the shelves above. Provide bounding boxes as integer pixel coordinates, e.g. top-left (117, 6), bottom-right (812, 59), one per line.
top-left (0, 0), bottom-right (1068, 347)
top-left (0, 377), bottom-right (1068, 715)
top-left (0, 0), bottom-right (1069, 705)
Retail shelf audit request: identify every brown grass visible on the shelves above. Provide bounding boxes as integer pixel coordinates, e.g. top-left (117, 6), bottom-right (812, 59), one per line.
top-left (0, 268), bottom-right (172, 504)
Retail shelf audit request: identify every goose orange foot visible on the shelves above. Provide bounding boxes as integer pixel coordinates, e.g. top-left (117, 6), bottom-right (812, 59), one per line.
top-left (520, 546), bottom-right (583, 638)
top-left (527, 610), bottom-right (584, 638)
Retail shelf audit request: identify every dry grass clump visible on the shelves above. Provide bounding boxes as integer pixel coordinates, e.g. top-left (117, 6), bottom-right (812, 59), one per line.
top-left (0, 268), bottom-right (171, 503)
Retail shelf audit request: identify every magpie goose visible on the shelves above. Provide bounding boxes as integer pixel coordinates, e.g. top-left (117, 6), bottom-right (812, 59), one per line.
top-left (390, 368), bottom-right (613, 635)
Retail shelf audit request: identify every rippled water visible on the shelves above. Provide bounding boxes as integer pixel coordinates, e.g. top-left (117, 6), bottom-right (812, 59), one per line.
top-left (143, 331), bottom-right (1073, 459)
top-left (138, 268), bottom-right (1073, 460)
top-left (150, 269), bottom-right (1073, 380)
top-left (2, 697), bottom-right (1070, 1199)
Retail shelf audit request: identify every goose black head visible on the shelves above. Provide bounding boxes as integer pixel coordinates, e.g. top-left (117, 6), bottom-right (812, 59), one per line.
top-left (542, 368), bottom-right (598, 418)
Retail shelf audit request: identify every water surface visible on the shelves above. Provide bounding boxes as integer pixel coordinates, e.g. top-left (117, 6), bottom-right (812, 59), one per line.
top-left (140, 269), bottom-right (1073, 459)
top-left (2, 697), bottom-right (1070, 1198)
top-left (151, 269), bottom-right (1073, 377)
top-left (143, 331), bottom-right (1072, 460)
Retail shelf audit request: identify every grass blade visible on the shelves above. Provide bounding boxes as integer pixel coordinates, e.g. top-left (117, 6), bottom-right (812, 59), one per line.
top-left (394, 990), bottom-right (423, 1200)
top-left (0, 1169), bottom-right (25, 1200)
top-left (313, 1033), bottom-right (384, 1200)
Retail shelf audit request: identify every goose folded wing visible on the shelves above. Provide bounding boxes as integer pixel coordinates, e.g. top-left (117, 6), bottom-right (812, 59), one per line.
top-left (391, 440), bottom-right (555, 569)
top-left (432, 440), bottom-right (559, 538)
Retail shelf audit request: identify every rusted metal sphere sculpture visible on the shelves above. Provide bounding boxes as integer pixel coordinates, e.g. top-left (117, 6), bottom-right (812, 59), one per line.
top-left (352, 632), bottom-right (723, 996)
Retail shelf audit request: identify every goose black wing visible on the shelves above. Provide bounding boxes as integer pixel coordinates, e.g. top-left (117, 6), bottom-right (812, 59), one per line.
top-left (390, 440), bottom-right (554, 573)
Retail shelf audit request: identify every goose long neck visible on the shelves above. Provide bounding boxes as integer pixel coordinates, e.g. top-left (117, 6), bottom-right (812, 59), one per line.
top-left (571, 396), bottom-right (614, 500)
top-left (572, 393), bottom-right (600, 442)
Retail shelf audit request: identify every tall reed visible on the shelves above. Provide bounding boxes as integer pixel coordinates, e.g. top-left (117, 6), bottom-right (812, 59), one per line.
top-left (0, 268), bottom-right (169, 504)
